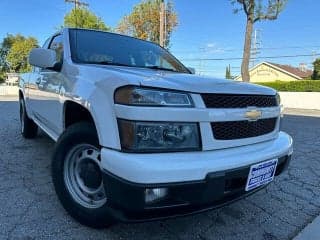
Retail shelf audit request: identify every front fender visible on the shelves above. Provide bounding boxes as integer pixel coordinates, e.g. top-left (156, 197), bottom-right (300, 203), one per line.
top-left (87, 87), bottom-right (120, 150)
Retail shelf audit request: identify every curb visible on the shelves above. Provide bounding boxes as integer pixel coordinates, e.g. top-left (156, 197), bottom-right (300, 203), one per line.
top-left (0, 96), bottom-right (18, 101)
top-left (293, 215), bottom-right (320, 240)
top-left (284, 108), bottom-right (320, 117)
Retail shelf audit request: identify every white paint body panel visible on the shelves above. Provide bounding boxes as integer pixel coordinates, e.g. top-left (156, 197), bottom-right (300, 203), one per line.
top-left (101, 132), bottom-right (293, 184)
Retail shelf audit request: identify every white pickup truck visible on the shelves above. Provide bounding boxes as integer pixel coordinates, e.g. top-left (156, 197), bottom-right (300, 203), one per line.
top-left (19, 28), bottom-right (293, 228)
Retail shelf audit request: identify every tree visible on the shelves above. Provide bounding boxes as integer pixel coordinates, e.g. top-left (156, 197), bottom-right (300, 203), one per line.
top-left (64, 7), bottom-right (110, 31)
top-left (225, 64), bottom-right (233, 79)
top-left (0, 34), bottom-right (22, 72)
top-left (231, 0), bottom-right (287, 82)
top-left (117, 0), bottom-right (178, 48)
top-left (6, 36), bottom-right (38, 73)
top-left (0, 47), bottom-right (8, 82)
top-left (312, 58), bottom-right (320, 80)
top-left (0, 34), bottom-right (38, 82)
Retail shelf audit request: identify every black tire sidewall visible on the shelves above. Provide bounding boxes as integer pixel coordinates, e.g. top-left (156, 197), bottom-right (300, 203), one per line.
top-left (19, 98), bottom-right (38, 138)
top-left (51, 122), bottom-right (115, 228)
top-left (19, 98), bottom-right (24, 134)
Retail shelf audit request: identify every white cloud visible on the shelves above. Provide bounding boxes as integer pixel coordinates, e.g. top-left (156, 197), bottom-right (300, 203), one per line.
top-left (203, 43), bottom-right (226, 54)
top-left (206, 43), bottom-right (216, 48)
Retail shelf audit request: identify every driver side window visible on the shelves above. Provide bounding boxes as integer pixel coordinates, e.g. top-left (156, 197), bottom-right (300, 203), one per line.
top-left (49, 35), bottom-right (64, 64)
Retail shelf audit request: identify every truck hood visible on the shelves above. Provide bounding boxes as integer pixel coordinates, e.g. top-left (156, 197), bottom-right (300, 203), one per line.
top-left (90, 65), bottom-right (276, 95)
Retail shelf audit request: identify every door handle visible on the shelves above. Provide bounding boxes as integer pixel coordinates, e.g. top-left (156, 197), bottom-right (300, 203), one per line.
top-left (35, 77), bottom-right (41, 84)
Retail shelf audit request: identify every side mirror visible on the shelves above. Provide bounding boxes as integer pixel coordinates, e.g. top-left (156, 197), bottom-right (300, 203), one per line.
top-left (29, 48), bottom-right (58, 70)
top-left (187, 67), bottom-right (196, 74)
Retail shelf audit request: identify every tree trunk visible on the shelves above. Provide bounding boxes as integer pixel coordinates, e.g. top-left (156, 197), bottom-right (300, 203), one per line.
top-left (241, 18), bottom-right (254, 82)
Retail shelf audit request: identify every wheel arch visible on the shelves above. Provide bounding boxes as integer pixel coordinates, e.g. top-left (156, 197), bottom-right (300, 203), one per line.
top-left (19, 88), bottom-right (32, 118)
top-left (19, 89), bottom-right (24, 100)
top-left (63, 100), bottom-right (102, 144)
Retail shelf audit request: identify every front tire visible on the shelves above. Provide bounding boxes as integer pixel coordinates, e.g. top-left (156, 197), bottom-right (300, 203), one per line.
top-left (19, 97), bottom-right (38, 139)
top-left (51, 122), bottom-right (115, 228)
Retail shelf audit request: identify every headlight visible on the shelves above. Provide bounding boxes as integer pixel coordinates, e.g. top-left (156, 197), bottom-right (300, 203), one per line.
top-left (118, 120), bottom-right (201, 152)
top-left (114, 86), bottom-right (193, 107)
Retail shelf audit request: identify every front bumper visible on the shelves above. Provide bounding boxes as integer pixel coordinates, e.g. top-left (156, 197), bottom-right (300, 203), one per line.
top-left (101, 132), bottom-right (293, 184)
top-left (102, 155), bottom-right (291, 222)
top-left (101, 131), bottom-right (293, 222)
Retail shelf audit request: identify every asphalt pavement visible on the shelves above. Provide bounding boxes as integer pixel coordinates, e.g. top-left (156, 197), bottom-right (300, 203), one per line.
top-left (0, 97), bottom-right (320, 240)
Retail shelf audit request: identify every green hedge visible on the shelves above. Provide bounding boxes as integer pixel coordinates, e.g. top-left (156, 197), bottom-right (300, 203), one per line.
top-left (257, 80), bottom-right (320, 92)
top-left (0, 72), bottom-right (5, 84)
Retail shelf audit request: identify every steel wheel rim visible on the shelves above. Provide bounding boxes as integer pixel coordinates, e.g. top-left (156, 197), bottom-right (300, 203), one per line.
top-left (64, 144), bottom-right (106, 209)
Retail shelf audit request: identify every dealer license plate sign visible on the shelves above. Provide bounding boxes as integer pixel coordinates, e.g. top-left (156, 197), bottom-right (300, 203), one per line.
top-left (245, 159), bottom-right (278, 191)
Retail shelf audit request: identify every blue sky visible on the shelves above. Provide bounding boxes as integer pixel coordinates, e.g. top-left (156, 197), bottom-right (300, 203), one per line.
top-left (0, 0), bottom-right (319, 77)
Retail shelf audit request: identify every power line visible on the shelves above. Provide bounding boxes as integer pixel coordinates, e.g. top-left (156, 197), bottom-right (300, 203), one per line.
top-left (260, 45), bottom-right (320, 50)
top-left (173, 45), bottom-right (320, 54)
top-left (181, 53), bottom-right (320, 62)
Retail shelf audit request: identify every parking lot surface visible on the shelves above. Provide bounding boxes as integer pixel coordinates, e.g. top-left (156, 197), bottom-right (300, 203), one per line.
top-left (1, 98), bottom-right (320, 240)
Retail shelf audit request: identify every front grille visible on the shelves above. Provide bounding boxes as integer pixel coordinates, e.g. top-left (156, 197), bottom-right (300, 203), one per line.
top-left (201, 94), bottom-right (278, 108)
top-left (211, 118), bottom-right (277, 140)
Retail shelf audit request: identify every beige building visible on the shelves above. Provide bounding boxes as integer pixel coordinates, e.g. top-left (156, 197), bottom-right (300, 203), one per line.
top-left (235, 62), bottom-right (312, 82)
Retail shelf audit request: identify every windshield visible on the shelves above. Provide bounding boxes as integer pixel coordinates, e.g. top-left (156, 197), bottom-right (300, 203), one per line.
top-left (69, 29), bottom-right (190, 73)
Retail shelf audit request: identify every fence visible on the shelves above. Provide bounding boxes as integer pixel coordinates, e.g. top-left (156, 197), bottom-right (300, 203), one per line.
top-left (279, 92), bottom-right (320, 111)
top-left (0, 86), bottom-right (19, 96)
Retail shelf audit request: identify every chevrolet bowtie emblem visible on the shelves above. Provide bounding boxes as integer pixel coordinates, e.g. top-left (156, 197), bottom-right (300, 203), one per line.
top-left (245, 109), bottom-right (262, 121)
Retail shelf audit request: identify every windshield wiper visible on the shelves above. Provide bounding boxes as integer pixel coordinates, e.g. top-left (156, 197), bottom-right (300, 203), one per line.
top-left (143, 65), bottom-right (178, 72)
top-left (84, 61), bottom-right (132, 67)
top-left (84, 61), bottom-right (179, 72)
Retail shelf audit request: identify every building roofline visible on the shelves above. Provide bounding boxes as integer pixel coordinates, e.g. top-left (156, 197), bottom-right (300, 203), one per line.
top-left (235, 61), bottom-right (302, 80)
top-left (262, 62), bottom-right (302, 80)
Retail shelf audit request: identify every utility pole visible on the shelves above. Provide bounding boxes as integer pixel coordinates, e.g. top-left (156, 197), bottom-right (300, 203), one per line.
top-left (159, 0), bottom-right (165, 47)
top-left (250, 29), bottom-right (261, 68)
top-left (312, 50), bottom-right (317, 62)
top-left (65, 0), bottom-right (89, 9)
top-left (164, 2), bottom-right (167, 46)
top-left (198, 47), bottom-right (207, 75)
top-left (65, 0), bottom-right (89, 28)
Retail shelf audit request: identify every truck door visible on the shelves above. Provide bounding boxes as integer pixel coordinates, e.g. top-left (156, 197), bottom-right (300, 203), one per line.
top-left (28, 34), bottom-right (64, 138)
